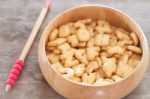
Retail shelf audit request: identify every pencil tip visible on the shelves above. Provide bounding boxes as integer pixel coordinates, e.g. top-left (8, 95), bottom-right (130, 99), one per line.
top-left (5, 84), bottom-right (11, 92)
top-left (44, 0), bottom-right (51, 9)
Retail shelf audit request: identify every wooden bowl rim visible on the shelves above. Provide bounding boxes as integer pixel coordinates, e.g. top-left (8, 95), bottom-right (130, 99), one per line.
top-left (39, 5), bottom-right (149, 87)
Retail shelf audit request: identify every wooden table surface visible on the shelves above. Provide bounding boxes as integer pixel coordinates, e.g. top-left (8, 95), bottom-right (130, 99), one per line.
top-left (0, 0), bottom-right (150, 99)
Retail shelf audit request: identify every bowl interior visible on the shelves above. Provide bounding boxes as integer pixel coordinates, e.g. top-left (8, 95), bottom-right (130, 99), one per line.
top-left (44, 5), bottom-right (146, 76)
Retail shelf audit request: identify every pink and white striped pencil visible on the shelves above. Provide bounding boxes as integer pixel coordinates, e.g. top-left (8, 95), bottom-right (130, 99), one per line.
top-left (5, 0), bottom-right (51, 92)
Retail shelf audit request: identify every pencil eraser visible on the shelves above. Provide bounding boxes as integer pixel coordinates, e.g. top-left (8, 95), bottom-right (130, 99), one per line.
top-left (6, 59), bottom-right (24, 87)
top-left (44, 0), bottom-right (51, 9)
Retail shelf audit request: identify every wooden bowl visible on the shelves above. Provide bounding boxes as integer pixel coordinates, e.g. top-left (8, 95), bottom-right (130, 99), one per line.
top-left (38, 5), bottom-right (149, 99)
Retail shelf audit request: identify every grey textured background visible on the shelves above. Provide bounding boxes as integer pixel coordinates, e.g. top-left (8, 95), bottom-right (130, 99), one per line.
top-left (0, 0), bottom-right (150, 99)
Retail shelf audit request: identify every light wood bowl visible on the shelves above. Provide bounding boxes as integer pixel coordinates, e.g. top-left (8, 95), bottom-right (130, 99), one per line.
top-left (38, 5), bottom-right (149, 99)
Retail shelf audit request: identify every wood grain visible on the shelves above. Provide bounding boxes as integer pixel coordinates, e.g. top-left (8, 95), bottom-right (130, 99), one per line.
top-left (0, 0), bottom-right (150, 99)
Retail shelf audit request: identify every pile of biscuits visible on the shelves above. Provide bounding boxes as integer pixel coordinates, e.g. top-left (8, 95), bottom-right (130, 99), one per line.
top-left (46, 19), bottom-right (142, 85)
